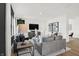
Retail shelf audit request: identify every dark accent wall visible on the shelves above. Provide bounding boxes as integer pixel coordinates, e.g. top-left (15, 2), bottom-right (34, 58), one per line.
top-left (0, 3), bottom-right (6, 56)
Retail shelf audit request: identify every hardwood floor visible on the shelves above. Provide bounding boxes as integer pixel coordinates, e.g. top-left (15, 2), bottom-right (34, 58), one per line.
top-left (58, 38), bottom-right (79, 56)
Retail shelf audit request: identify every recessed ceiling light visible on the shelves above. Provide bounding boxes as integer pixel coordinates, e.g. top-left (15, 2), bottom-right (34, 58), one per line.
top-left (40, 12), bottom-right (42, 15)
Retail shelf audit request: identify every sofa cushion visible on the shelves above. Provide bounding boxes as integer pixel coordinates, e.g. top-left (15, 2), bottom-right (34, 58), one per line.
top-left (47, 37), bottom-right (54, 42)
top-left (55, 35), bottom-right (62, 40)
top-left (42, 36), bottom-right (55, 42)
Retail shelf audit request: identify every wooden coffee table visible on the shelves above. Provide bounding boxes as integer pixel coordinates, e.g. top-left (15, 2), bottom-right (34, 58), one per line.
top-left (17, 41), bottom-right (34, 56)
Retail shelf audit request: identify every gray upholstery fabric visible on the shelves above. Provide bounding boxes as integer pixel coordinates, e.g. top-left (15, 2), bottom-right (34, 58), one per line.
top-left (42, 35), bottom-right (55, 42)
top-left (55, 35), bottom-right (63, 40)
top-left (34, 35), bottom-right (66, 56)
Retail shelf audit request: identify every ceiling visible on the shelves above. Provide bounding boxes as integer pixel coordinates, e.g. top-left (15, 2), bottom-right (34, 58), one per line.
top-left (11, 3), bottom-right (79, 18)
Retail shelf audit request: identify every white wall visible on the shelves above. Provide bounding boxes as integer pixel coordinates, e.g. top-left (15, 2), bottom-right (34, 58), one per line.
top-left (6, 3), bottom-right (11, 56)
top-left (15, 16), bottom-right (69, 42)
top-left (24, 17), bottom-right (48, 36)
top-left (12, 3), bottom-right (79, 42)
top-left (69, 17), bottom-right (79, 38)
top-left (47, 16), bottom-right (69, 42)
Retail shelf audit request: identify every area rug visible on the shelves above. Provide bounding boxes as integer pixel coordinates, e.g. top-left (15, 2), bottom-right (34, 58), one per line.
top-left (19, 47), bottom-right (71, 56)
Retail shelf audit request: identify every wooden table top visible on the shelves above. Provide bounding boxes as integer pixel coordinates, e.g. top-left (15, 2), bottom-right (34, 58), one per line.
top-left (17, 41), bottom-right (33, 49)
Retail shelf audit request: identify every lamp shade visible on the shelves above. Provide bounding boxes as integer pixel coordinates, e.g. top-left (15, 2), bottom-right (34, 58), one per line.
top-left (18, 24), bottom-right (28, 33)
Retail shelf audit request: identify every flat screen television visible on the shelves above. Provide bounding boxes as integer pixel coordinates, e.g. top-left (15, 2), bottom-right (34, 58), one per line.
top-left (29, 24), bottom-right (39, 30)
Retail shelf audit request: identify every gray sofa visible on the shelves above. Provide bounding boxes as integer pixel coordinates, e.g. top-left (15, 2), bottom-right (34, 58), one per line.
top-left (34, 35), bottom-right (66, 56)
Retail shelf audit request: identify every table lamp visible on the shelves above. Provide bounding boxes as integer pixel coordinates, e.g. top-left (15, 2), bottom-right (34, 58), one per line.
top-left (18, 24), bottom-right (28, 45)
